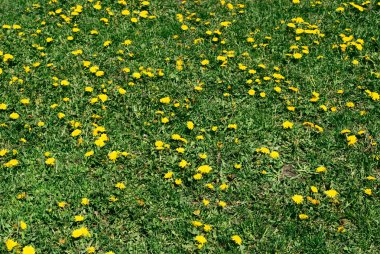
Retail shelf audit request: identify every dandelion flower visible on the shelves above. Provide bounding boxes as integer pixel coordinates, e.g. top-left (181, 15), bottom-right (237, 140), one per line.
top-left (292, 194), bottom-right (303, 204)
top-left (231, 235), bottom-right (242, 245)
top-left (324, 189), bottom-right (338, 198)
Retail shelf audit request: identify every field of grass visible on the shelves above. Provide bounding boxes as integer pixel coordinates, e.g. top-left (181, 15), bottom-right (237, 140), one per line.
top-left (1, 0), bottom-right (380, 253)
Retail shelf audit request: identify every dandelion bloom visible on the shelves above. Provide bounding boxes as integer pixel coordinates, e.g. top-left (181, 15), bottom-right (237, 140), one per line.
top-left (292, 194), bottom-right (303, 204)
top-left (231, 235), bottom-right (242, 245)
top-left (324, 189), bottom-right (338, 198)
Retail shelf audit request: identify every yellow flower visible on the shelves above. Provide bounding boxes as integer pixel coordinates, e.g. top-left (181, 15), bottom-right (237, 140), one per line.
top-left (175, 179), bottom-right (182, 185)
top-left (109, 195), bottom-right (118, 202)
top-left (324, 189), bottom-right (338, 198)
top-left (269, 151), bottom-right (280, 159)
top-left (118, 87), bottom-right (126, 94)
top-left (20, 98), bottom-right (30, 105)
top-left (202, 199), bottom-right (210, 206)
top-left (72, 227), bottom-right (91, 238)
top-left (81, 198), bottom-right (90, 205)
top-left (205, 183), bottom-right (214, 189)
top-left (9, 112), bottom-right (20, 119)
top-left (201, 59), bottom-right (209, 66)
top-left (96, 70), bottom-right (104, 76)
top-left (87, 246), bottom-right (96, 253)
top-left (347, 135), bottom-right (357, 145)
top-left (132, 72), bottom-right (141, 79)
top-left (75, 215), bottom-right (85, 222)
top-left (203, 224), bottom-right (212, 232)
top-left (4, 159), bottom-right (19, 168)
top-left (5, 239), bottom-right (18, 251)
top-left (364, 189), bottom-right (372, 196)
top-left (337, 226), bottom-right (346, 233)
top-left (103, 40), bottom-right (112, 47)
top-left (3, 53), bottom-right (14, 62)
top-left (108, 151), bottom-right (119, 162)
top-left (196, 153), bottom-right (206, 160)
top-left (257, 147), bottom-right (270, 154)
top-left (71, 129), bottom-right (81, 137)
top-left (192, 221), bottom-right (203, 227)
top-left (95, 138), bottom-right (105, 147)
top-left (228, 124), bottom-right (237, 129)
top-left (0, 149), bottom-right (8, 156)
top-left (293, 53), bottom-right (302, 59)
top-left (248, 89), bottom-right (256, 95)
top-left (98, 94), bottom-right (108, 102)
top-left (164, 171), bottom-right (173, 179)
top-left (0, 103), bottom-right (7, 110)
top-left (93, 3), bottom-right (101, 9)
top-left (219, 183), bottom-right (228, 190)
top-left (90, 66), bottom-right (99, 73)
top-left (194, 235), bottom-right (207, 244)
top-left (123, 40), bottom-right (132, 45)
top-left (193, 173), bottom-right (203, 180)
top-left (160, 97), bottom-right (171, 104)
top-left (115, 182), bottom-right (126, 189)
top-left (179, 160), bottom-right (188, 168)
top-left (299, 214), bottom-right (309, 220)
top-left (71, 49), bottom-right (83, 55)
top-left (315, 166), bottom-right (326, 173)
top-left (292, 194), bottom-right (303, 204)
top-left (310, 186), bottom-right (318, 193)
top-left (61, 80), bottom-right (70, 86)
top-left (22, 245), bottom-right (35, 254)
top-left (187, 121), bottom-right (194, 130)
top-left (218, 201), bottom-right (227, 207)
top-left (231, 235), bottom-right (242, 245)
top-left (176, 147), bottom-right (185, 153)
top-left (83, 61), bottom-right (91, 67)
top-left (282, 121), bottom-right (293, 129)
top-left (45, 157), bottom-right (56, 165)
top-left (20, 220), bottom-right (27, 230)
top-left (197, 165), bottom-right (212, 174)
top-left (85, 151), bottom-right (94, 157)
top-left (58, 201), bottom-right (67, 208)
top-left (122, 9), bottom-right (130, 15)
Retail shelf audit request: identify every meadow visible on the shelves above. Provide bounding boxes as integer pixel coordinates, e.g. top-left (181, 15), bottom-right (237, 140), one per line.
top-left (0, 0), bottom-right (380, 253)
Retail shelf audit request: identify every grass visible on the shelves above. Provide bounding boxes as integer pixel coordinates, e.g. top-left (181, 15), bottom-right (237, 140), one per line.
top-left (0, 0), bottom-right (380, 253)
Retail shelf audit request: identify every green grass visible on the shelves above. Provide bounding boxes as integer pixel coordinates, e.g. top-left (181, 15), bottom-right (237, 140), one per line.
top-left (1, 0), bottom-right (380, 253)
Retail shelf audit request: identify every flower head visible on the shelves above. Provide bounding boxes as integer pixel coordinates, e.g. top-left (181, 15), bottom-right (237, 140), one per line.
top-left (292, 194), bottom-right (303, 204)
top-left (231, 235), bottom-right (242, 245)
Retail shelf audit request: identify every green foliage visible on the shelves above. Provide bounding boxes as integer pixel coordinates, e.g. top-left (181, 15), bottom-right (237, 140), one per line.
top-left (0, 0), bottom-right (380, 253)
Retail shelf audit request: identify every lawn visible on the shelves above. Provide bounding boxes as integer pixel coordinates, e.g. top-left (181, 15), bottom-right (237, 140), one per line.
top-left (0, 0), bottom-right (380, 253)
